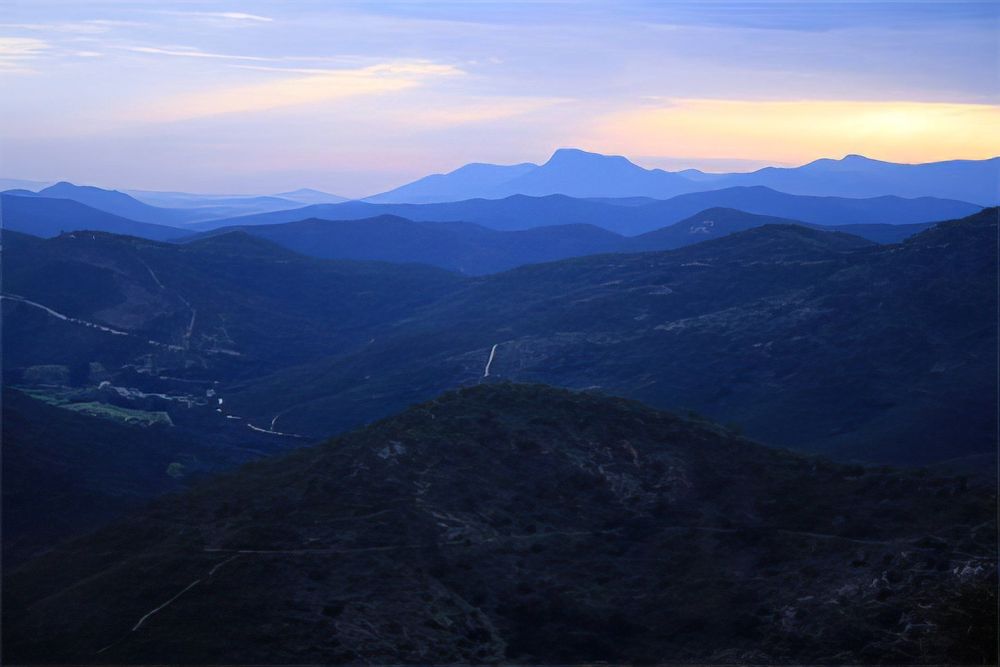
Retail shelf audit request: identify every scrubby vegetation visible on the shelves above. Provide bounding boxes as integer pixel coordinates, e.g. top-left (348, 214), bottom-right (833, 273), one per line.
top-left (5, 384), bottom-right (994, 664)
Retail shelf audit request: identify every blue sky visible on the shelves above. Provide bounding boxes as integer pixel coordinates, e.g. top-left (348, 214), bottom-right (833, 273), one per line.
top-left (2, 1), bottom-right (997, 196)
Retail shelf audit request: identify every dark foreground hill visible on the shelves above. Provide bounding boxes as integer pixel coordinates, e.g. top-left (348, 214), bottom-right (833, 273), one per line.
top-left (4, 384), bottom-right (995, 664)
top-left (2, 388), bottom-right (297, 566)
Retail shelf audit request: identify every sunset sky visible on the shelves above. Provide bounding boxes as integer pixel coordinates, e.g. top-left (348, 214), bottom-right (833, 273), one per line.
top-left (2, 1), bottom-right (998, 196)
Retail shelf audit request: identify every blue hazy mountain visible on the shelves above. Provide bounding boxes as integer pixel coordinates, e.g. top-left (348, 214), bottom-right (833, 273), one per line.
top-left (638, 186), bottom-right (980, 231)
top-left (1, 194), bottom-right (189, 241)
top-left (194, 215), bottom-right (628, 274)
top-left (273, 188), bottom-right (350, 205)
top-left (9, 183), bottom-right (331, 225)
top-left (124, 189), bottom-right (317, 219)
top-left (27, 182), bottom-right (201, 226)
top-left (365, 162), bottom-right (536, 203)
top-left (127, 190), bottom-right (299, 209)
top-left (718, 154), bottom-right (1000, 205)
top-left (195, 208), bottom-right (933, 274)
top-left (198, 188), bottom-right (981, 236)
top-left (492, 148), bottom-right (697, 199)
top-left (368, 149), bottom-right (999, 205)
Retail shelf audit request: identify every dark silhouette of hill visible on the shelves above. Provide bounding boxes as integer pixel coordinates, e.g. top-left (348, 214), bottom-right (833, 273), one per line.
top-left (4, 384), bottom-right (994, 664)
top-left (1, 388), bottom-right (297, 567)
top-left (630, 207), bottom-right (933, 250)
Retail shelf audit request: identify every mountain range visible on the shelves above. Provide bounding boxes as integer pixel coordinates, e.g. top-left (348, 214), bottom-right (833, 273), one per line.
top-left (4, 151), bottom-right (994, 232)
top-left (2, 183), bottom-right (348, 226)
top-left (196, 187), bottom-right (980, 235)
top-left (1, 194), bottom-right (190, 241)
top-left (3, 187), bottom-right (959, 276)
top-left (197, 209), bottom-right (933, 275)
top-left (218, 209), bottom-right (997, 466)
top-left (5, 209), bottom-right (994, 472)
top-left (3, 152), bottom-right (996, 664)
top-left (369, 149), bottom-right (1000, 205)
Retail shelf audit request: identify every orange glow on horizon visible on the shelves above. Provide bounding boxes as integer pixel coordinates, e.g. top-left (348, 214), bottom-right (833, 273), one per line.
top-left (583, 99), bottom-right (1000, 166)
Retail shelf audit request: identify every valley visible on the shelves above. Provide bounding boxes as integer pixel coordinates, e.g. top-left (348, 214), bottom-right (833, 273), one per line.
top-left (2, 150), bottom-right (996, 665)
top-left (3, 0), bottom-right (998, 660)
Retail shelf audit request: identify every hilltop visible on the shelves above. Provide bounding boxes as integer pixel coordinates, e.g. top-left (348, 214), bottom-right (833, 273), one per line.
top-left (4, 383), bottom-right (994, 663)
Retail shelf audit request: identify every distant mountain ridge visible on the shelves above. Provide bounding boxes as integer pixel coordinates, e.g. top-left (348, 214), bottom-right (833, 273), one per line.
top-left (3, 183), bottom-right (349, 225)
top-left (4, 189), bottom-right (938, 273)
top-left (219, 208), bottom-right (998, 465)
top-left (198, 187), bottom-right (981, 235)
top-left (368, 148), bottom-right (999, 205)
top-left (0, 194), bottom-right (190, 241)
top-left (197, 208), bottom-right (933, 274)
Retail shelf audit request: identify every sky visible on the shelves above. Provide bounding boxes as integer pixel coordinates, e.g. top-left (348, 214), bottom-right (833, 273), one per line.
top-left (1, 1), bottom-right (998, 196)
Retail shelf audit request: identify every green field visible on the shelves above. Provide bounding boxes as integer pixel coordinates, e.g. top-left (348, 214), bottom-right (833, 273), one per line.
top-left (15, 387), bottom-right (173, 427)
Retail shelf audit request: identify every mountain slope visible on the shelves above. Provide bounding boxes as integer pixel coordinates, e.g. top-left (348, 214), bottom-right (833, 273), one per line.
top-left (1, 229), bottom-right (463, 456)
top-left (224, 210), bottom-right (998, 465)
top-left (4, 383), bottom-right (994, 664)
top-left (2, 230), bottom-right (461, 371)
top-left (632, 207), bottom-right (934, 249)
top-left (1, 230), bottom-right (467, 560)
top-left (637, 186), bottom-right (981, 229)
top-left (1, 388), bottom-right (290, 566)
top-left (1, 195), bottom-right (190, 241)
top-left (196, 188), bottom-right (980, 235)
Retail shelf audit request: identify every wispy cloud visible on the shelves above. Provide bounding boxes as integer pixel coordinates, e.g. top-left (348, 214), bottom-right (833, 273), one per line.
top-left (120, 45), bottom-right (272, 62)
top-left (0, 20), bottom-right (141, 34)
top-left (0, 36), bottom-right (48, 72)
top-left (158, 11), bottom-right (273, 23)
top-left (390, 96), bottom-right (572, 127)
top-left (129, 61), bottom-right (463, 122)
